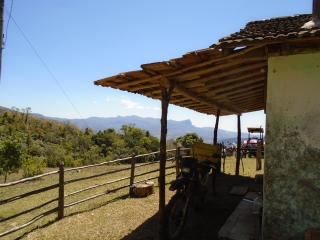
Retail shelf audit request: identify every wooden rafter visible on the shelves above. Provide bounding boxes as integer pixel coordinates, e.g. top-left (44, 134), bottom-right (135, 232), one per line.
top-left (167, 78), bottom-right (239, 114)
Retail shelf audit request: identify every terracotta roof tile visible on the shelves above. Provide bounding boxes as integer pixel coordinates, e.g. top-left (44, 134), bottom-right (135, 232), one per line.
top-left (212, 14), bottom-right (320, 48)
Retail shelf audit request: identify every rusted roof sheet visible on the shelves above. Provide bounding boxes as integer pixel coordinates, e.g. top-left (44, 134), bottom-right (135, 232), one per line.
top-left (213, 14), bottom-right (320, 48)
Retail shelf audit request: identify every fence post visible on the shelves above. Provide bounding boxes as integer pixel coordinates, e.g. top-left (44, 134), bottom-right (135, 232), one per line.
top-left (129, 156), bottom-right (136, 195)
top-left (175, 147), bottom-right (181, 178)
top-left (58, 162), bottom-right (64, 220)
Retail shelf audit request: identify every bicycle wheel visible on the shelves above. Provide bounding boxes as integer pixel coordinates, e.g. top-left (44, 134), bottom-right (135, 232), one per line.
top-left (165, 193), bottom-right (190, 240)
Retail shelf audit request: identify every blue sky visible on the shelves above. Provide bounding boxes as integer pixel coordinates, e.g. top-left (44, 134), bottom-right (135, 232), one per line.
top-left (0, 0), bottom-right (311, 131)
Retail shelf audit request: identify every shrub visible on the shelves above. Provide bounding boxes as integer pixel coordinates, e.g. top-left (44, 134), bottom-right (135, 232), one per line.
top-left (22, 155), bottom-right (46, 178)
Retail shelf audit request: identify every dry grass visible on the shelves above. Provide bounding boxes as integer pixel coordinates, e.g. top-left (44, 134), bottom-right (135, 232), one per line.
top-left (0, 156), bottom-right (263, 240)
top-left (25, 184), bottom-right (176, 240)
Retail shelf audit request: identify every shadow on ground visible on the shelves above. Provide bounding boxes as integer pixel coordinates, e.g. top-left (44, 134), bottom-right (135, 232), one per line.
top-left (121, 173), bottom-right (261, 240)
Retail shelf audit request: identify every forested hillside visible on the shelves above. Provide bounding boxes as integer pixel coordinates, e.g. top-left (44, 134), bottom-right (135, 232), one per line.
top-left (0, 108), bottom-right (159, 182)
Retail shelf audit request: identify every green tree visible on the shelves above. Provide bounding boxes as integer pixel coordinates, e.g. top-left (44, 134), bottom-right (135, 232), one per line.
top-left (0, 137), bottom-right (24, 182)
top-left (176, 133), bottom-right (203, 148)
top-left (120, 124), bottom-right (159, 156)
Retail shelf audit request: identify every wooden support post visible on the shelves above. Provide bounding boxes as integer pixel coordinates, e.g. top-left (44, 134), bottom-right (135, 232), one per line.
top-left (212, 109), bottom-right (221, 194)
top-left (175, 147), bottom-right (181, 178)
top-left (213, 109), bottom-right (221, 174)
top-left (159, 85), bottom-right (173, 240)
top-left (256, 141), bottom-right (262, 171)
top-left (213, 109), bottom-right (220, 145)
top-left (58, 162), bottom-right (64, 220)
top-left (129, 155), bottom-right (136, 195)
top-left (235, 114), bottom-right (241, 176)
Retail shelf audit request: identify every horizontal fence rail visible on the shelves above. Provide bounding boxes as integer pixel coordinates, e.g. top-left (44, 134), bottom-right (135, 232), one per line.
top-left (0, 170), bottom-right (59, 188)
top-left (0, 183), bottom-right (59, 206)
top-left (0, 147), bottom-right (190, 238)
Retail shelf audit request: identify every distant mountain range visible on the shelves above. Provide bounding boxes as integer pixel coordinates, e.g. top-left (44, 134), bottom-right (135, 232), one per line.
top-left (37, 115), bottom-right (241, 143)
top-left (0, 106), bottom-right (242, 143)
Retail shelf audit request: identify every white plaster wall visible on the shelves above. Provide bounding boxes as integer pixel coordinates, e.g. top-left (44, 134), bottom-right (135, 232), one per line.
top-left (264, 52), bottom-right (320, 239)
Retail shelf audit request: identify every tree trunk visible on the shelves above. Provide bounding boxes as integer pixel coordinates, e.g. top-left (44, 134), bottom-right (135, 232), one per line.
top-left (4, 172), bottom-right (7, 183)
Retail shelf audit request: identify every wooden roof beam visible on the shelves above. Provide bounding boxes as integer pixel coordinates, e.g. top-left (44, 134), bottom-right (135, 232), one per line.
top-left (209, 76), bottom-right (265, 96)
top-left (160, 77), bottom-right (239, 114)
top-left (130, 58), bottom-right (266, 92)
top-left (215, 83), bottom-right (265, 99)
top-left (206, 71), bottom-right (265, 90)
top-left (175, 57), bottom-right (266, 81)
top-left (230, 94), bottom-right (264, 104)
top-left (205, 62), bottom-right (267, 88)
top-left (106, 45), bottom-right (265, 89)
top-left (235, 96), bottom-right (264, 106)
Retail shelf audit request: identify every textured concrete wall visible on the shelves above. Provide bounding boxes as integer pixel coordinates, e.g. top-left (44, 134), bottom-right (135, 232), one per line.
top-left (264, 52), bottom-right (320, 240)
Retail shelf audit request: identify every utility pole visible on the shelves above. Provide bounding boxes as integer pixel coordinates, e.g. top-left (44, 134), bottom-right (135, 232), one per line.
top-left (0, 0), bottom-right (4, 81)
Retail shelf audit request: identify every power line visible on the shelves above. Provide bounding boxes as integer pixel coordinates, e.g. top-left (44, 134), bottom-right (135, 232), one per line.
top-left (3, 0), bottom-right (13, 47)
top-left (9, 14), bottom-right (89, 128)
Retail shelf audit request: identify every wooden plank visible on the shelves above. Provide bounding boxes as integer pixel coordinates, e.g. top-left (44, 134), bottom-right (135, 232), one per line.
top-left (209, 77), bottom-right (265, 95)
top-left (205, 72), bottom-right (264, 90)
top-left (215, 84), bottom-right (264, 100)
top-left (235, 98), bottom-right (265, 108)
top-left (229, 92), bottom-right (264, 101)
top-left (175, 58), bottom-right (266, 82)
top-left (205, 62), bottom-right (266, 88)
top-left (218, 192), bottom-right (261, 240)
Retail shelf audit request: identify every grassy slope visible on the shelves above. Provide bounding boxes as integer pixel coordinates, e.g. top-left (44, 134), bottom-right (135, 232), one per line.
top-left (10, 156), bottom-right (265, 240)
top-left (0, 156), bottom-right (177, 240)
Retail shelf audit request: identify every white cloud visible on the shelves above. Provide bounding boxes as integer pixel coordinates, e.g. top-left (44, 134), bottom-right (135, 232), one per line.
top-left (121, 99), bottom-right (145, 109)
top-left (106, 97), bottom-right (111, 102)
top-left (120, 99), bottom-right (160, 111)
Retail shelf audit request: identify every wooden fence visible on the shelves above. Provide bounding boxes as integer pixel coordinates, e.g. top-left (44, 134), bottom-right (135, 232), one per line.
top-left (0, 148), bottom-right (189, 238)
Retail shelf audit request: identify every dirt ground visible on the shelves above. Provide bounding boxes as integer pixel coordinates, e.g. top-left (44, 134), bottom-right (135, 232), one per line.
top-left (121, 173), bottom-right (261, 240)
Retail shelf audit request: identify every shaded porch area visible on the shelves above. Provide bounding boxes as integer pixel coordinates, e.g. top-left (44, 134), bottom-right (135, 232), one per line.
top-left (121, 171), bottom-right (262, 240)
